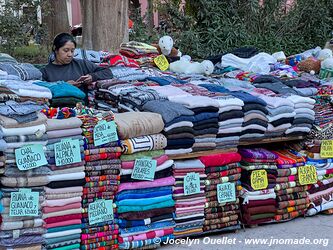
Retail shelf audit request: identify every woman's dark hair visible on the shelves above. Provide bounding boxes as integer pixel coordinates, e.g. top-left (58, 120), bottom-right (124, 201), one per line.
top-left (52, 33), bottom-right (77, 52)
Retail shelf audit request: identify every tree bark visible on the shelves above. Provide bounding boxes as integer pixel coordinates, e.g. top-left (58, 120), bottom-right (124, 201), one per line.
top-left (42, 0), bottom-right (70, 45)
top-left (81, 0), bottom-right (128, 53)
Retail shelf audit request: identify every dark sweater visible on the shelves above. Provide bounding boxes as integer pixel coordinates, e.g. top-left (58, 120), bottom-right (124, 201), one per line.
top-left (40, 58), bottom-right (113, 82)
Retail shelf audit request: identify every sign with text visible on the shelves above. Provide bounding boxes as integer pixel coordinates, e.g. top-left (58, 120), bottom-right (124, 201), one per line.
top-left (131, 158), bottom-right (157, 181)
top-left (54, 139), bottom-right (81, 166)
top-left (251, 169), bottom-right (268, 190)
top-left (320, 140), bottom-right (333, 158)
top-left (184, 172), bottom-right (200, 195)
top-left (10, 189), bottom-right (39, 217)
top-left (154, 54), bottom-right (170, 71)
top-left (93, 120), bottom-right (118, 147)
top-left (298, 165), bottom-right (318, 185)
top-left (15, 144), bottom-right (47, 171)
top-left (217, 182), bottom-right (236, 203)
top-left (88, 199), bottom-right (114, 225)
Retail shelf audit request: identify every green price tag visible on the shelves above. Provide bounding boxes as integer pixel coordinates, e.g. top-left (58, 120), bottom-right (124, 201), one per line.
top-left (54, 139), bottom-right (81, 166)
top-left (131, 158), bottom-right (157, 181)
top-left (217, 182), bottom-right (236, 204)
top-left (88, 199), bottom-right (114, 225)
top-left (184, 172), bottom-right (200, 195)
top-left (10, 190), bottom-right (39, 217)
top-left (93, 120), bottom-right (119, 147)
top-left (15, 144), bottom-right (47, 171)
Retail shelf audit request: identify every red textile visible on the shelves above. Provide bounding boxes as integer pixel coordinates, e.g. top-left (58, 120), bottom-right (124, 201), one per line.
top-left (199, 153), bottom-right (241, 167)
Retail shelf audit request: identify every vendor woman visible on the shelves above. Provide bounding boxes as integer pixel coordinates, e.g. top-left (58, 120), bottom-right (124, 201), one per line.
top-left (41, 33), bottom-right (113, 89)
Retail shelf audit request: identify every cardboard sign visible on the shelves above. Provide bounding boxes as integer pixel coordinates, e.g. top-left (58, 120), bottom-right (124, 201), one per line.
top-left (93, 120), bottom-right (118, 147)
top-left (154, 54), bottom-right (170, 71)
top-left (298, 165), bottom-right (318, 185)
top-left (10, 189), bottom-right (39, 217)
top-left (15, 144), bottom-right (47, 171)
top-left (88, 199), bottom-right (114, 225)
top-left (184, 172), bottom-right (200, 195)
top-left (54, 139), bottom-right (81, 166)
top-left (131, 158), bottom-right (157, 181)
top-left (217, 182), bottom-right (236, 203)
top-left (320, 140), bottom-right (333, 158)
top-left (251, 169), bottom-right (268, 190)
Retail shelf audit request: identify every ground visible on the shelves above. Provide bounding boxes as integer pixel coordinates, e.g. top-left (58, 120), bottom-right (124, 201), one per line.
top-left (160, 215), bottom-right (333, 250)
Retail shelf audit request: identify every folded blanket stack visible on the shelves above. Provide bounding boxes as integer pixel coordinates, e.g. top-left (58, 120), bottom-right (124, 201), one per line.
top-left (170, 96), bottom-right (219, 152)
top-left (250, 94), bottom-right (295, 137)
top-left (0, 188), bottom-right (45, 249)
top-left (42, 116), bottom-right (85, 250)
top-left (120, 41), bottom-right (159, 67)
top-left (34, 81), bottom-right (86, 108)
top-left (94, 79), bottom-right (130, 112)
top-left (214, 93), bottom-right (244, 150)
top-left (0, 80), bottom-right (50, 250)
top-left (172, 159), bottom-right (206, 237)
top-left (199, 153), bottom-right (242, 233)
top-left (273, 149), bottom-right (310, 221)
top-left (283, 95), bottom-right (315, 136)
top-left (0, 63), bottom-right (42, 81)
top-left (116, 176), bottom-right (176, 249)
top-left (142, 99), bottom-right (197, 156)
top-left (239, 148), bottom-right (278, 225)
top-left (312, 95), bottom-right (333, 130)
top-left (116, 111), bottom-right (174, 249)
top-left (238, 93), bottom-right (268, 141)
top-left (118, 86), bottom-right (166, 112)
top-left (78, 112), bottom-right (121, 250)
top-left (304, 140), bottom-right (333, 216)
top-left (0, 119), bottom-right (47, 249)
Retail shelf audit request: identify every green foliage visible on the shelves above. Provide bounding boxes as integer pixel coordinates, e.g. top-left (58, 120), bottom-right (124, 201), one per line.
top-left (0, 0), bottom-right (50, 54)
top-left (131, 0), bottom-right (333, 59)
top-left (11, 45), bottom-right (49, 64)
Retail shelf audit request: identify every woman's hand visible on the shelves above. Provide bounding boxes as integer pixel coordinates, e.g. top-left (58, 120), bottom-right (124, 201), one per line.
top-left (76, 74), bottom-right (93, 85)
top-left (67, 80), bottom-right (82, 87)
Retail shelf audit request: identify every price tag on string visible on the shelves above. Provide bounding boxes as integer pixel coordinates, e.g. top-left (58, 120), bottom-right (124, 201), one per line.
top-left (251, 169), bottom-right (268, 190)
top-left (54, 139), bottom-right (81, 166)
top-left (320, 140), bottom-right (333, 158)
top-left (10, 189), bottom-right (39, 217)
top-left (217, 182), bottom-right (236, 203)
top-left (15, 144), bottom-right (47, 171)
top-left (184, 172), bottom-right (200, 195)
top-left (131, 158), bottom-right (157, 181)
top-left (298, 165), bottom-right (317, 185)
top-left (154, 54), bottom-right (169, 71)
top-left (93, 120), bottom-right (118, 147)
top-left (88, 199), bottom-right (114, 225)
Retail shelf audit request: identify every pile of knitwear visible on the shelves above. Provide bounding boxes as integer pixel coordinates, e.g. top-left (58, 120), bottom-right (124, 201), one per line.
top-left (239, 148), bottom-right (278, 225)
top-left (199, 153), bottom-right (242, 233)
top-left (0, 62), bottom-right (42, 81)
top-left (0, 81), bottom-right (51, 250)
top-left (304, 140), bottom-right (333, 216)
top-left (115, 111), bottom-right (175, 249)
top-left (78, 112), bottom-right (121, 250)
top-left (272, 149), bottom-right (309, 221)
top-left (34, 81), bottom-right (86, 108)
top-left (42, 117), bottom-right (85, 250)
top-left (172, 159), bottom-right (206, 237)
top-left (119, 41), bottom-right (159, 66)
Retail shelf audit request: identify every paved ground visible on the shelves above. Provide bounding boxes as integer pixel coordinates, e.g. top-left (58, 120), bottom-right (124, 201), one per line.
top-left (160, 215), bottom-right (333, 249)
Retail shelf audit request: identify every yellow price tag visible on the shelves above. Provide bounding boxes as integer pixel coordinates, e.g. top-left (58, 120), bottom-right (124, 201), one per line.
top-left (251, 170), bottom-right (268, 190)
top-left (298, 165), bottom-right (317, 185)
top-left (154, 55), bottom-right (169, 71)
top-left (320, 140), bottom-right (333, 158)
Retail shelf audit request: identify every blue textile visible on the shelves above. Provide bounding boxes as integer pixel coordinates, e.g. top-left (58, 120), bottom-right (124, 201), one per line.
top-left (34, 81), bottom-right (86, 99)
top-left (147, 76), bottom-right (186, 86)
top-left (117, 194), bottom-right (173, 206)
top-left (116, 187), bottom-right (172, 201)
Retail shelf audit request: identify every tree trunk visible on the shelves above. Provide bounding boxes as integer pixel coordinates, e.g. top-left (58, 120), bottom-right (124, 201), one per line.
top-left (147, 0), bottom-right (154, 33)
top-left (81, 0), bottom-right (128, 53)
top-left (42, 0), bottom-right (70, 45)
